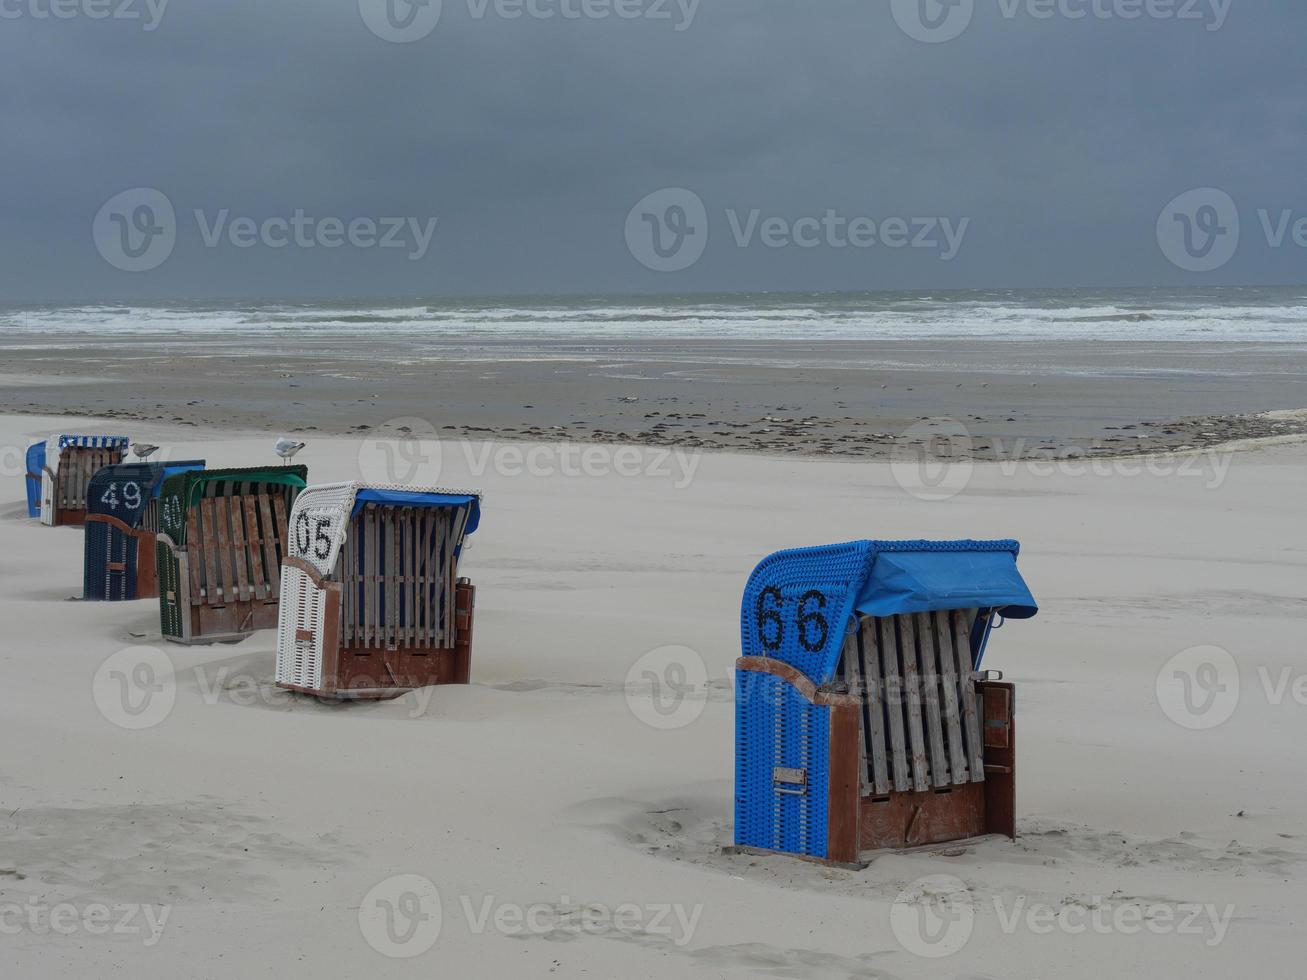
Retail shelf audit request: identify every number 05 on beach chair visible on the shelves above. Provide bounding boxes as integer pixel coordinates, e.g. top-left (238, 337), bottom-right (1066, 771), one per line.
top-left (155, 465), bottom-right (308, 643)
top-left (275, 483), bottom-right (482, 700)
top-left (734, 539), bottom-right (1038, 866)
top-left (85, 460), bottom-right (206, 601)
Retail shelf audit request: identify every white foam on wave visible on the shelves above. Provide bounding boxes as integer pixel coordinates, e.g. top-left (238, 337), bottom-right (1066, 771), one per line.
top-left (2, 297), bottom-right (1305, 343)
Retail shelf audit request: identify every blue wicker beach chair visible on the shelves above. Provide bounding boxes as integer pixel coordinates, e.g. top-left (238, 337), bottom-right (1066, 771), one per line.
top-left (275, 482), bottom-right (482, 700)
top-left (24, 442), bottom-right (45, 518)
top-left (38, 434), bottom-right (130, 526)
top-left (84, 460), bottom-right (206, 601)
top-left (155, 465), bottom-right (308, 643)
top-left (734, 539), bottom-right (1038, 865)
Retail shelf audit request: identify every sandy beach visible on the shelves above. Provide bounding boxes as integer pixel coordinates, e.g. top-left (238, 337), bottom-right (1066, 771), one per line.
top-left (1, 411), bottom-right (1303, 978)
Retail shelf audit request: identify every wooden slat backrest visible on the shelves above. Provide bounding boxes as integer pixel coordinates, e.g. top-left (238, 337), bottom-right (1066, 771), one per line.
top-left (269, 494), bottom-right (288, 594)
top-left (258, 495), bottom-right (280, 596)
top-left (243, 496), bottom-right (267, 600)
top-left (199, 498), bottom-right (220, 604)
top-left (914, 611), bottom-right (950, 789)
top-left (935, 609), bottom-right (970, 785)
top-left (953, 610), bottom-right (985, 779)
top-left (186, 505), bottom-right (203, 605)
top-left (57, 447), bottom-right (122, 510)
top-left (184, 488), bottom-right (291, 607)
top-left (214, 496), bottom-right (236, 605)
top-left (840, 610), bottom-right (987, 794)
top-left (337, 504), bottom-right (469, 651)
top-left (896, 614), bottom-right (931, 792)
top-left (860, 618), bottom-right (890, 795)
top-left (228, 496), bottom-right (250, 602)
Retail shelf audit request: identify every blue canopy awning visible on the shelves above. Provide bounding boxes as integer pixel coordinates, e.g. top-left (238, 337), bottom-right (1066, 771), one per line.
top-left (855, 549), bottom-right (1038, 620)
top-left (740, 538), bottom-right (1038, 685)
top-left (351, 489), bottom-right (481, 536)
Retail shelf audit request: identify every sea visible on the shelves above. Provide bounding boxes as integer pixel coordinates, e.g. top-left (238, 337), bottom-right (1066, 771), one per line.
top-left (1, 287), bottom-right (1305, 344)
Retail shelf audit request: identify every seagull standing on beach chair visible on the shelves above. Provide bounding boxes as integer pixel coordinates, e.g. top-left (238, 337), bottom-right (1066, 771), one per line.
top-left (275, 438), bottom-right (306, 462)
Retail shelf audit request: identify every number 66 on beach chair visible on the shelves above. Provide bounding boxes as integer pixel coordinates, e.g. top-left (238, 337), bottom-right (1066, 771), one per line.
top-left (275, 482), bottom-right (482, 700)
top-left (155, 465), bottom-right (309, 643)
top-left (733, 539), bottom-right (1038, 866)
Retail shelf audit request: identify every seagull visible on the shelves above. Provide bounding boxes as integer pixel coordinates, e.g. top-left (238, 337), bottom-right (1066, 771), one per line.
top-left (275, 437), bottom-right (306, 461)
top-left (131, 442), bottom-right (159, 460)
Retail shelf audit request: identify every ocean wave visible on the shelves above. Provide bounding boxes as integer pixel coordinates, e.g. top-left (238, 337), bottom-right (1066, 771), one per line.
top-left (3, 293), bottom-right (1305, 343)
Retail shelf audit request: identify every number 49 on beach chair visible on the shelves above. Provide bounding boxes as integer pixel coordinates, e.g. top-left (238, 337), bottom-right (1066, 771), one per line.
top-left (275, 482), bottom-right (482, 700)
top-left (733, 539), bottom-right (1038, 866)
top-left (35, 435), bottom-right (130, 526)
top-left (155, 465), bottom-right (309, 643)
top-left (84, 460), bottom-right (206, 601)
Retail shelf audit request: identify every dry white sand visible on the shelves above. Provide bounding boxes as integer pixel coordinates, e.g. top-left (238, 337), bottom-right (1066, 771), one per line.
top-left (0, 413), bottom-right (1303, 978)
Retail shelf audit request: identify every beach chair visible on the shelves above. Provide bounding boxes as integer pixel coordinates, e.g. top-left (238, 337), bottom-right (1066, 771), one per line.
top-left (84, 460), bottom-right (206, 601)
top-left (24, 442), bottom-right (45, 518)
top-left (38, 435), bottom-right (130, 526)
top-left (733, 539), bottom-right (1038, 866)
top-left (275, 482), bottom-right (482, 700)
top-left (155, 465), bottom-right (308, 643)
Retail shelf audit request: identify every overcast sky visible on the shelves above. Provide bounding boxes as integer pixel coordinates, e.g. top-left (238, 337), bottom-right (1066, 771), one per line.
top-left (1, 0), bottom-right (1303, 300)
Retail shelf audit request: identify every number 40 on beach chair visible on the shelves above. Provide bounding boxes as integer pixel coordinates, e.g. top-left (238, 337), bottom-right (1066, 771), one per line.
top-left (733, 539), bottom-right (1038, 866)
top-left (275, 482), bottom-right (482, 700)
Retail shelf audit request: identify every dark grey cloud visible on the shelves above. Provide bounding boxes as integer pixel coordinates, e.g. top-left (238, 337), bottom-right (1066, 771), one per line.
top-left (1, 0), bottom-right (1304, 299)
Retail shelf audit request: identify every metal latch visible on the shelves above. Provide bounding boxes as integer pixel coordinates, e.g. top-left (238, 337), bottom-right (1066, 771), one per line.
top-left (773, 767), bottom-right (807, 796)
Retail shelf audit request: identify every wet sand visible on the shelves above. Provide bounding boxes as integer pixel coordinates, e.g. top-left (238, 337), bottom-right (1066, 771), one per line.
top-left (1, 334), bottom-right (1305, 458)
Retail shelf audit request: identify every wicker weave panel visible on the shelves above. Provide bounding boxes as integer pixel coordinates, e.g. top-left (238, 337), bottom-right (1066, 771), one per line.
top-left (735, 670), bottom-right (830, 859)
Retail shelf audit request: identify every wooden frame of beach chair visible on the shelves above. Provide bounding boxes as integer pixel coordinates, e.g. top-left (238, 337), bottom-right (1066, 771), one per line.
top-left (733, 539), bottom-right (1036, 866)
top-left (38, 435), bottom-right (129, 527)
top-left (84, 461), bottom-right (206, 601)
top-left (275, 482), bottom-right (482, 700)
top-left (155, 465), bottom-right (308, 644)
